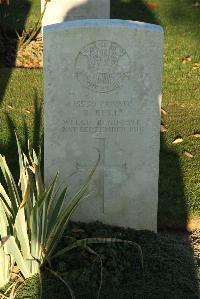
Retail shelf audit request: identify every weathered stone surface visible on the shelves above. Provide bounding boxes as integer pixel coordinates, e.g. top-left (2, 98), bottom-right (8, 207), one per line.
top-left (43, 20), bottom-right (164, 232)
top-left (42, 0), bottom-right (110, 27)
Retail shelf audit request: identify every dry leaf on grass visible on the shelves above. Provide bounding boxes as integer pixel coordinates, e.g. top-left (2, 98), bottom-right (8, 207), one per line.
top-left (160, 124), bottom-right (167, 133)
top-left (189, 133), bottom-right (200, 138)
top-left (192, 63), bottom-right (200, 70)
top-left (192, 1), bottom-right (200, 7)
top-left (172, 137), bottom-right (183, 144)
top-left (25, 109), bottom-right (31, 114)
top-left (181, 55), bottom-right (192, 64)
top-left (7, 104), bottom-right (14, 109)
top-left (161, 107), bottom-right (167, 116)
top-left (183, 151), bottom-right (194, 158)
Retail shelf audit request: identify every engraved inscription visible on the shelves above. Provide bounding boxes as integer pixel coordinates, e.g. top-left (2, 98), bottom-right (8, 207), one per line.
top-left (75, 40), bottom-right (131, 93)
top-left (62, 119), bottom-right (142, 135)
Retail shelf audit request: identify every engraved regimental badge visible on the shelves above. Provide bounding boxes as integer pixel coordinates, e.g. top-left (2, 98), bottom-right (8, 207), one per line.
top-left (75, 40), bottom-right (131, 93)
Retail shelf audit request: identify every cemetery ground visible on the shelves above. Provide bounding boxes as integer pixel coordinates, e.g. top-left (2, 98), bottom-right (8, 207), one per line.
top-left (0, 0), bottom-right (199, 298)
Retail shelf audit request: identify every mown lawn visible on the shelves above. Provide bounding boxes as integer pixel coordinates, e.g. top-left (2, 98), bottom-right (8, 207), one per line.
top-left (0, 0), bottom-right (199, 229)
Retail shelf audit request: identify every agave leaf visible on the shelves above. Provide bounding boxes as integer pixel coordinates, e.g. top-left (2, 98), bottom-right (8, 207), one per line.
top-left (39, 174), bottom-right (58, 210)
top-left (0, 199), bottom-right (14, 279)
top-left (0, 249), bottom-right (15, 288)
top-left (27, 139), bottom-right (34, 165)
top-left (47, 182), bottom-right (93, 254)
top-left (62, 151), bottom-right (100, 219)
top-left (38, 193), bottom-right (48, 260)
top-left (46, 187), bottom-right (68, 238)
top-left (26, 165), bottom-right (37, 208)
top-left (30, 199), bottom-right (39, 260)
top-left (19, 179), bottom-right (30, 209)
top-left (46, 192), bottom-right (90, 258)
top-left (4, 236), bottom-right (32, 279)
top-left (0, 186), bottom-right (15, 236)
top-left (0, 155), bottom-right (20, 212)
top-left (21, 168), bottom-right (35, 239)
top-left (32, 175), bottom-right (58, 259)
top-left (0, 183), bottom-right (14, 218)
top-left (0, 200), bottom-right (12, 247)
top-left (0, 200), bottom-right (14, 240)
top-left (14, 208), bottom-right (32, 260)
top-left (32, 149), bottom-right (44, 196)
top-left (51, 237), bottom-right (144, 270)
top-left (0, 246), bottom-right (10, 288)
top-left (0, 137), bottom-right (101, 283)
top-left (15, 133), bottom-right (27, 196)
top-left (47, 154), bottom-right (100, 257)
top-left (0, 200), bottom-right (8, 236)
top-left (29, 183), bottom-right (46, 260)
top-left (29, 187), bottom-right (47, 260)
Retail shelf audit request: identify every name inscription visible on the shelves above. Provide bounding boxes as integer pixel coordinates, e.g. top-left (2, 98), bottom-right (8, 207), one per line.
top-left (61, 97), bottom-right (147, 136)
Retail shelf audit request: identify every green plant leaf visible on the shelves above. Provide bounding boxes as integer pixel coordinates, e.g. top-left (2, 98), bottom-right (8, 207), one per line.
top-left (47, 153), bottom-right (100, 257)
top-left (14, 208), bottom-right (32, 260)
top-left (4, 236), bottom-right (32, 279)
top-left (46, 187), bottom-right (68, 238)
top-left (0, 155), bottom-right (21, 210)
top-left (0, 183), bottom-right (13, 218)
top-left (0, 246), bottom-right (10, 288)
top-left (0, 156), bottom-right (19, 218)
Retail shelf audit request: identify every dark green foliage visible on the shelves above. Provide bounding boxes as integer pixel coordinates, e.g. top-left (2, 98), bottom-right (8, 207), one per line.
top-left (15, 222), bottom-right (199, 299)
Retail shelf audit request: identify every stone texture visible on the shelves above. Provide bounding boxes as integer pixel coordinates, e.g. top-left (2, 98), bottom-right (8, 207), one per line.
top-left (43, 19), bottom-right (164, 232)
top-left (42, 0), bottom-right (110, 27)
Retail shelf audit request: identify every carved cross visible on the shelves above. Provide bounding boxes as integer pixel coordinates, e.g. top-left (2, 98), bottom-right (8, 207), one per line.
top-left (76, 137), bottom-right (126, 214)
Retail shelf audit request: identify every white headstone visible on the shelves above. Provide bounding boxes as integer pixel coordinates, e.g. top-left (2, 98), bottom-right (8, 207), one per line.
top-left (42, 0), bottom-right (110, 27)
top-left (44, 20), bottom-right (164, 232)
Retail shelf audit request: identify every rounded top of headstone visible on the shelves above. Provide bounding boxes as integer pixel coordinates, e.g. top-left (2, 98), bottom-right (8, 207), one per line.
top-left (43, 19), bottom-right (164, 34)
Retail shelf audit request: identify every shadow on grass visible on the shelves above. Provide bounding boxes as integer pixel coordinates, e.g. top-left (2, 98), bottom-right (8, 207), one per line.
top-left (0, 92), bottom-right (43, 182)
top-left (0, 0), bottom-right (31, 104)
top-left (163, 0), bottom-right (200, 35)
top-left (158, 135), bottom-right (188, 230)
top-left (111, 0), bottom-right (160, 24)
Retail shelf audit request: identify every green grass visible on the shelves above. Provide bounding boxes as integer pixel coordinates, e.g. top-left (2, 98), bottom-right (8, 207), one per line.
top-left (0, 0), bottom-right (199, 229)
top-left (6, 222), bottom-right (197, 298)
